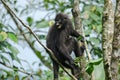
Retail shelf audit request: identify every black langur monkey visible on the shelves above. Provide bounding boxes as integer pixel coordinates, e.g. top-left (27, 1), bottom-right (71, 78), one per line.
top-left (46, 13), bottom-right (85, 80)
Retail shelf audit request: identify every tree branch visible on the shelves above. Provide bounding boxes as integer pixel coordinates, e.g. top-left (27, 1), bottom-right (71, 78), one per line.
top-left (0, 61), bottom-right (33, 76)
top-left (5, 4), bottom-right (52, 70)
top-left (72, 0), bottom-right (92, 61)
top-left (72, 0), bottom-right (91, 80)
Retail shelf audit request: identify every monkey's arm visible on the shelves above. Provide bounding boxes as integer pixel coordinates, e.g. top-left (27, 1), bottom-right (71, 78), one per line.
top-left (68, 25), bottom-right (81, 37)
top-left (70, 30), bottom-right (84, 42)
top-left (70, 29), bottom-right (80, 37)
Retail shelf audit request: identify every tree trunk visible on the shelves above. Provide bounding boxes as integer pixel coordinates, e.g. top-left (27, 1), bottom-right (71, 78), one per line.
top-left (111, 0), bottom-right (120, 80)
top-left (72, 0), bottom-right (90, 80)
top-left (102, 0), bottom-right (114, 80)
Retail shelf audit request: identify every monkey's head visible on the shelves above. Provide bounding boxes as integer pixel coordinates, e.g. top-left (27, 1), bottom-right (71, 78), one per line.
top-left (54, 13), bottom-right (68, 29)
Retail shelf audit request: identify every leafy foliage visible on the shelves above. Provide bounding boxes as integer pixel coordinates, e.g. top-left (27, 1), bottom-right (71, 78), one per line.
top-left (27, 17), bottom-right (33, 26)
top-left (7, 32), bottom-right (18, 43)
top-left (86, 58), bottom-right (103, 75)
top-left (86, 59), bottom-right (105, 80)
top-left (82, 3), bottom-right (103, 58)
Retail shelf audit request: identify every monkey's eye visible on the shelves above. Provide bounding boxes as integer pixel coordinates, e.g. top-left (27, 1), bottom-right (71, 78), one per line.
top-left (56, 19), bottom-right (61, 22)
top-left (55, 19), bottom-right (61, 22)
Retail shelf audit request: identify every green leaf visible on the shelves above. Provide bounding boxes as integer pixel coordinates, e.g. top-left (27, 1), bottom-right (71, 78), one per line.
top-left (0, 23), bottom-right (4, 31)
top-left (14, 0), bottom-right (17, 4)
top-left (90, 12), bottom-right (100, 22)
top-left (15, 75), bottom-right (19, 80)
top-left (93, 47), bottom-right (102, 57)
top-left (84, 29), bottom-right (91, 36)
top-left (8, 32), bottom-right (18, 43)
top-left (1, 54), bottom-right (10, 64)
top-left (7, 46), bottom-right (20, 63)
top-left (27, 17), bottom-right (33, 26)
top-left (36, 20), bottom-right (49, 28)
top-left (96, 6), bottom-right (103, 14)
top-left (8, 46), bottom-right (19, 54)
top-left (0, 34), bottom-right (3, 41)
top-left (35, 50), bottom-right (45, 60)
top-left (86, 63), bottom-right (94, 75)
top-left (93, 62), bottom-right (105, 80)
top-left (86, 58), bottom-right (103, 75)
top-left (44, 3), bottom-right (49, 9)
top-left (13, 65), bottom-right (18, 72)
top-left (89, 37), bottom-right (100, 47)
top-left (60, 76), bottom-right (71, 80)
top-left (119, 63), bottom-right (120, 74)
top-left (38, 34), bottom-right (46, 40)
top-left (96, 25), bottom-right (102, 33)
top-left (89, 58), bottom-right (103, 65)
top-left (32, 61), bottom-right (38, 65)
top-left (84, 6), bottom-right (91, 11)
top-left (22, 76), bottom-right (28, 80)
top-left (77, 35), bottom-right (83, 41)
top-left (83, 19), bottom-right (92, 25)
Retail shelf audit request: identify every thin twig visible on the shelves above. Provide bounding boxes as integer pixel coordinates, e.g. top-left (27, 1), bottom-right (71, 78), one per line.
top-left (82, 25), bottom-right (92, 60)
top-left (1, 0), bottom-right (77, 80)
top-left (0, 61), bottom-right (32, 75)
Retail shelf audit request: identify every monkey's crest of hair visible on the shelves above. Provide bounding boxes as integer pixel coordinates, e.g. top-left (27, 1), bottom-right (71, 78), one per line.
top-left (56, 13), bottom-right (68, 19)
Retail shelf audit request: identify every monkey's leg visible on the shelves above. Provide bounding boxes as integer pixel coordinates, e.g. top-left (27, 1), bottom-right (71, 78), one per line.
top-left (73, 39), bottom-right (85, 57)
top-left (70, 39), bottom-right (84, 80)
top-left (57, 44), bottom-right (75, 65)
top-left (52, 60), bottom-right (59, 80)
top-left (71, 65), bottom-right (81, 80)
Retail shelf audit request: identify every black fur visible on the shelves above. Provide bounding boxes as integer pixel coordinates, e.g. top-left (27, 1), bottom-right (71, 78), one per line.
top-left (46, 13), bottom-right (84, 80)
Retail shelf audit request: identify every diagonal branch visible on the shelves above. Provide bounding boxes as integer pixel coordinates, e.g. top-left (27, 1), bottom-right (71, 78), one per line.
top-left (0, 61), bottom-right (33, 76)
top-left (6, 4), bottom-right (52, 70)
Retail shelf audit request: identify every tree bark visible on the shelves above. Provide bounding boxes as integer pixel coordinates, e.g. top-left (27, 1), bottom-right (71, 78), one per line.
top-left (102, 0), bottom-right (114, 80)
top-left (72, 0), bottom-right (90, 80)
top-left (111, 0), bottom-right (120, 80)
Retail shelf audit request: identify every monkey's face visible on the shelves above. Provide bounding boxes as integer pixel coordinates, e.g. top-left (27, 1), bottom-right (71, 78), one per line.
top-left (55, 13), bottom-right (68, 29)
top-left (55, 19), bottom-right (62, 28)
